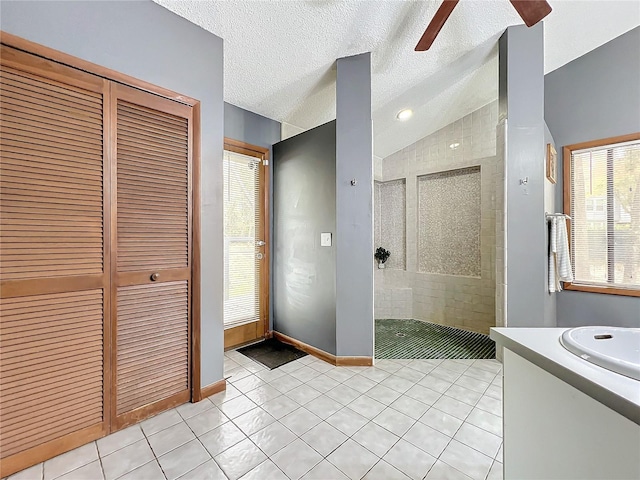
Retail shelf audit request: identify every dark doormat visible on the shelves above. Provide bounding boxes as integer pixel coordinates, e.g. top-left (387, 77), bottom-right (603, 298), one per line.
top-left (237, 338), bottom-right (307, 370)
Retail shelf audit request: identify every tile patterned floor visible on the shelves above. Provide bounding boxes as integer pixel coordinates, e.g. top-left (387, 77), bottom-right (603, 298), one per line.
top-left (375, 320), bottom-right (496, 360)
top-left (8, 353), bottom-right (504, 480)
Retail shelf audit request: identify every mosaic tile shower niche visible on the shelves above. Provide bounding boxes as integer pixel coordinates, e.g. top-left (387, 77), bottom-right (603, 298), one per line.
top-left (374, 179), bottom-right (406, 270)
top-left (418, 166), bottom-right (481, 277)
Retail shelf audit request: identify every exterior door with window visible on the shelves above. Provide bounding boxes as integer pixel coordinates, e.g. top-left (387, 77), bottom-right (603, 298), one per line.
top-left (223, 139), bottom-right (269, 348)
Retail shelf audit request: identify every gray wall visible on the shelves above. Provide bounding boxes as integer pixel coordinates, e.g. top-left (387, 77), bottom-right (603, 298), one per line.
top-left (545, 27), bottom-right (640, 328)
top-left (554, 292), bottom-right (639, 328)
top-left (223, 103), bottom-right (281, 329)
top-left (499, 24), bottom-right (548, 328)
top-left (543, 122), bottom-right (557, 327)
top-left (224, 103), bottom-right (281, 150)
top-left (335, 53), bottom-right (374, 357)
top-left (272, 53), bottom-right (374, 358)
top-left (272, 121), bottom-right (337, 354)
top-left (1, 0), bottom-right (226, 386)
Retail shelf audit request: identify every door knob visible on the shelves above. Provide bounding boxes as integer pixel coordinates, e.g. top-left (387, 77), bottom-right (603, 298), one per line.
top-left (256, 240), bottom-right (266, 247)
top-left (150, 273), bottom-right (159, 281)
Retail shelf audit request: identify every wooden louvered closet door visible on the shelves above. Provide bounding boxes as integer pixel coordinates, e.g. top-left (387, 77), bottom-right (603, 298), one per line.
top-left (0, 46), bottom-right (110, 475)
top-left (111, 84), bottom-right (192, 427)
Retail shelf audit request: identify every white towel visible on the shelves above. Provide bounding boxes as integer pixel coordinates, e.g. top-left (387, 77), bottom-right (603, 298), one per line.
top-left (549, 216), bottom-right (573, 293)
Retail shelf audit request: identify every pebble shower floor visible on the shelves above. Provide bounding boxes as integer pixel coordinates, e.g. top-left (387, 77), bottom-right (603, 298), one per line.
top-left (375, 319), bottom-right (496, 359)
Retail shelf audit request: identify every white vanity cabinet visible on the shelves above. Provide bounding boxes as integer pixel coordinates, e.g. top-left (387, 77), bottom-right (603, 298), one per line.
top-left (491, 328), bottom-right (640, 480)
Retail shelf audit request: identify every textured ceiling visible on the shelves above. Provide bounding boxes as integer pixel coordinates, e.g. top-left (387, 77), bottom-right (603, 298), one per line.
top-left (155, 0), bottom-right (639, 158)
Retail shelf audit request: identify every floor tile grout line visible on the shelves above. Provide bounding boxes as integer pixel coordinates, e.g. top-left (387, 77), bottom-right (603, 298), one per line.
top-left (225, 363), bottom-right (405, 478)
top-left (439, 409), bottom-right (504, 464)
top-left (47, 442), bottom-right (101, 480)
top-left (320, 360), bottom-right (501, 474)
top-left (16, 357), bottom-right (502, 480)
top-left (113, 460), bottom-right (158, 480)
top-left (185, 435), bottom-right (225, 479)
top-left (320, 396), bottom-right (464, 480)
top-left (137, 407), bottom-right (218, 479)
top-left (106, 358), bottom-right (492, 476)
top-left (282, 370), bottom-right (421, 478)
top-left (193, 398), bottom-right (251, 476)
top-left (228, 355), bottom-right (501, 444)
top-left (189, 355), bottom-right (500, 470)
top-left (210, 389), bottom-right (324, 478)
top-left (96, 442), bottom-right (108, 480)
top-left (163, 404), bottom-right (227, 480)
top-left (138, 419), bottom-right (169, 480)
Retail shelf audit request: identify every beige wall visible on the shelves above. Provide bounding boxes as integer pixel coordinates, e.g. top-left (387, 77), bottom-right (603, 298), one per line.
top-left (375, 101), bottom-right (499, 334)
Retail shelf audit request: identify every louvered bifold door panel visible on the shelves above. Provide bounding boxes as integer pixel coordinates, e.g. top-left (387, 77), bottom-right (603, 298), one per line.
top-left (0, 291), bottom-right (105, 456)
top-left (0, 47), bottom-right (109, 477)
top-left (116, 281), bottom-right (189, 415)
top-left (112, 84), bottom-right (192, 426)
top-left (0, 66), bottom-right (104, 280)
top-left (116, 101), bottom-right (189, 272)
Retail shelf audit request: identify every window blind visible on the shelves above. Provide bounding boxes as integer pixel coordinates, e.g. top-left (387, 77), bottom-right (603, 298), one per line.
top-left (223, 150), bottom-right (261, 327)
top-left (570, 139), bottom-right (640, 290)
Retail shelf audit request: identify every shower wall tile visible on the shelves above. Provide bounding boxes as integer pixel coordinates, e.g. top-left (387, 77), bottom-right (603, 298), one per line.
top-left (374, 282), bottom-right (412, 319)
top-left (405, 178), bottom-right (418, 273)
top-left (374, 155), bottom-right (383, 181)
top-left (382, 150), bottom-right (406, 181)
top-left (375, 101), bottom-right (501, 334)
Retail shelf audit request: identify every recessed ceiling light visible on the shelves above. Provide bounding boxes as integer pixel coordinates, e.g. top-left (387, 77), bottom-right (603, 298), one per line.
top-left (449, 142), bottom-right (460, 149)
top-left (396, 109), bottom-right (413, 121)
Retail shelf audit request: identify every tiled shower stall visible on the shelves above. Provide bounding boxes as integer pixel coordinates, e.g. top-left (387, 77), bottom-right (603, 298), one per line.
top-left (374, 101), bottom-right (502, 335)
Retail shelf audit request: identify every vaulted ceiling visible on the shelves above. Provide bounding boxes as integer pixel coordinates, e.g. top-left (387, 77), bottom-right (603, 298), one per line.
top-left (155, 0), bottom-right (639, 157)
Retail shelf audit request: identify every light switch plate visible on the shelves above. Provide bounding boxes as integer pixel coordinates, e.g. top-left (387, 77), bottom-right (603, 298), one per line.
top-left (320, 232), bottom-right (332, 247)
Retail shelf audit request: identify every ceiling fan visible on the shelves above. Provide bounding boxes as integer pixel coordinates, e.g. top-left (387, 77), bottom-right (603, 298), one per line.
top-left (415, 0), bottom-right (552, 51)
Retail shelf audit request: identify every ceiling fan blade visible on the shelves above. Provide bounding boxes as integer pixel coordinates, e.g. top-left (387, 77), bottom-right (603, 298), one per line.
top-left (509, 0), bottom-right (552, 27)
top-left (415, 0), bottom-right (460, 51)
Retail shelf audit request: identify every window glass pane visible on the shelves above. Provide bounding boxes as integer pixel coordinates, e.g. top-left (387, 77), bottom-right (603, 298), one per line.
top-left (571, 151), bottom-right (608, 284)
top-left (223, 150), bottom-right (261, 327)
top-left (570, 140), bottom-right (640, 289)
top-left (612, 145), bottom-right (640, 287)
